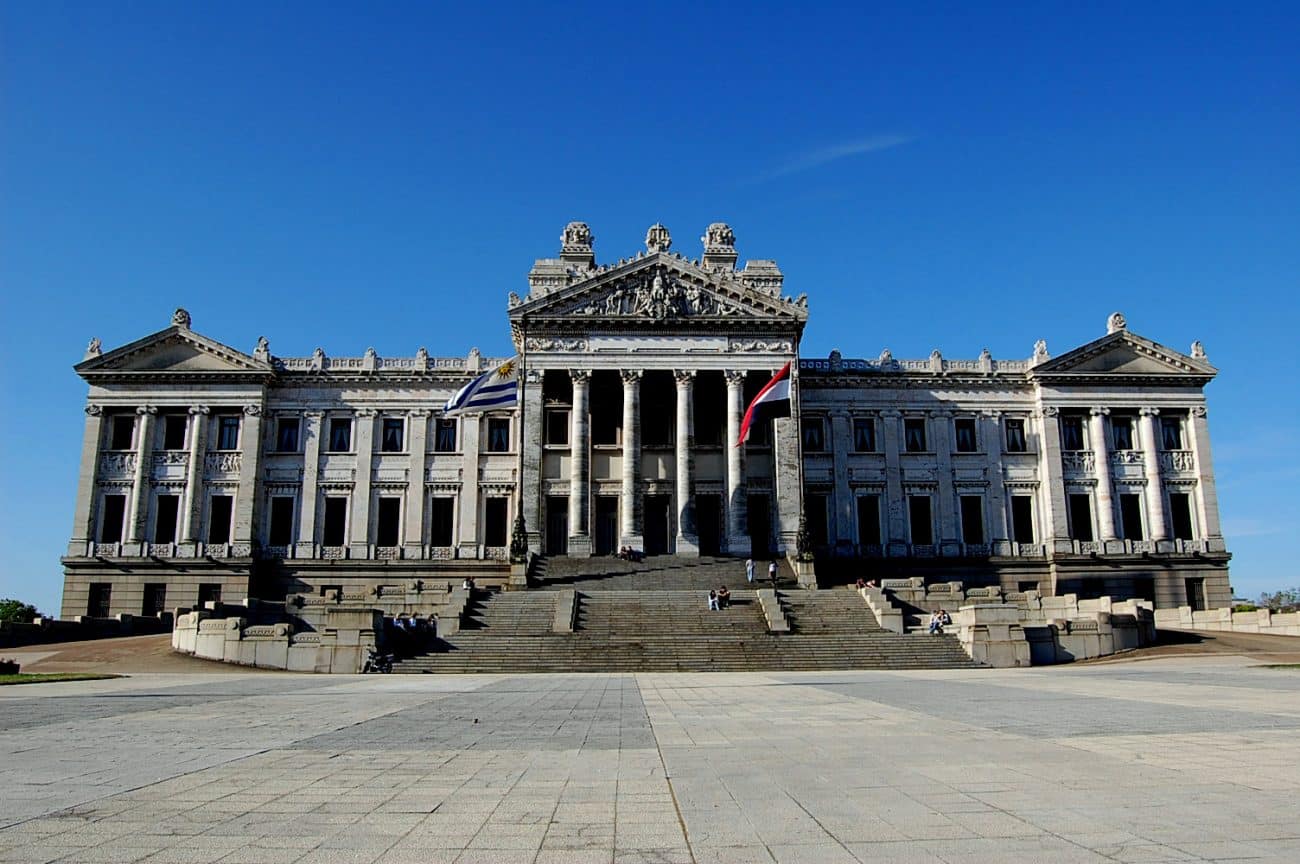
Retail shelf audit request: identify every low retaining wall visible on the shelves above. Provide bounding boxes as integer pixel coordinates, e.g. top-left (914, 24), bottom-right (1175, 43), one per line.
top-left (172, 604), bottom-right (383, 673)
top-left (1, 613), bottom-right (172, 649)
top-left (1154, 606), bottom-right (1300, 637)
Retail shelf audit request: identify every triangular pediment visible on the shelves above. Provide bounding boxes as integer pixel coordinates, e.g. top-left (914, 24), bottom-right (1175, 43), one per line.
top-left (77, 327), bottom-right (274, 378)
top-left (509, 254), bottom-right (808, 324)
top-left (1034, 330), bottom-right (1215, 378)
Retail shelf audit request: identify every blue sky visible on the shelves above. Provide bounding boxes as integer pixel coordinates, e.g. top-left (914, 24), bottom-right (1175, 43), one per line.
top-left (2, 2), bottom-right (1297, 613)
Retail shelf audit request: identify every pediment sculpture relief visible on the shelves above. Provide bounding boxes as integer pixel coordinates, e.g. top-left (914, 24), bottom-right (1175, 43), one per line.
top-left (566, 273), bottom-right (751, 319)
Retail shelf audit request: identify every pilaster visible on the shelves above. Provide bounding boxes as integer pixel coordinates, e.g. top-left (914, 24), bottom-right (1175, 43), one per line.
top-left (521, 370), bottom-right (544, 554)
top-left (180, 405), bottom-right (209, 546)
top-left (126, 406), bottom-right (157, 548)
top-left (568, 369), bottom-right (592, 556)
top-left (620, 369), bottom-right (643, 549)
top-left (981, 411), bottom-right (1009, 553)
top-left (458, 411), bottom-right (482, 557)
top-left (68, 404), bottom-right (105, 556)
top-left (880, 409), bottom-right (908, 556)
top-left (296, 411), bottom-right (323, 557)
top-left (931, 410), bottom-right (961, 556)
top-left (1090, 408), bottom-right (1118, 546)
top-left (1187, 405), bottom-right (1225, 550)
top-left (1036, 406), bottom-right (1072, 555)
top-left (829, 410), bottom-right (853, 554)
top-left (724, 370), bottom-right (748, 556)
top-left (1140, 408), bottom-right (1170, 543)
top-left (404, 410), bottom-right (430, 558)
top-left (233, 404), bottom-right (264, 552)
top-left (348, 408), bottom-right (376, 555)
top-left (674, 369), bottom-right (698, 555)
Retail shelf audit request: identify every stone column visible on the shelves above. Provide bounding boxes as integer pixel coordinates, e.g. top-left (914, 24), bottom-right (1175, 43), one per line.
top-left (404, 410), bottom-right (430, 558)
top-left (1035, 406), bottom-right (1073, 555)
top-left (521, 369), bottom-right (544, 554)
top-left (932, 410), bottom-right (961, 556)
top-left (180, 405), bottom-right (209, 546)
top-left (829, 410), bottom-right (853, 554)
top-left (724, 370), bottom-right (748, 556)
top-left (772, 370), bottom-right (801, 556)
top-left (1187, 405), bottom-right (1225, 551)
top-left (568, 370), bottom-right (592, 556)
top-left (620, 369), bottom-right (643, 549)
top-left (1139, 408), bottom-right (1170, 543)
top-left (880, 409), bottom-right (908, 556)
top-left (68, 404), bottom-right (105, 556)
top-left (1090, 407), bottom-right (1118, 547)
top-left (674, 369), bottom-right (698, 555)
top-left (296, 411), bottom-right (323, 557)
top-left (126, 405), bottom-right (157, 549)
top-left (348, 408), bottom-right (376, 556)
top-left (981, 411), bottom-right (1009, 553)
top-left (458, 412), bottom-right (482, 557)
top-left (232, 404), bottom-right (264, 555)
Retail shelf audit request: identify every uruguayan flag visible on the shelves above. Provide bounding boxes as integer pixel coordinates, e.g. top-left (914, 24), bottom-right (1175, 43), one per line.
top-left (443, 358), bottom-right (519, 416)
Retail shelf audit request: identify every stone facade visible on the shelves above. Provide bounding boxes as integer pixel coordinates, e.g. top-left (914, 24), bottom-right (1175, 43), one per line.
top-left (61, 222), bottom-right (1231, 617)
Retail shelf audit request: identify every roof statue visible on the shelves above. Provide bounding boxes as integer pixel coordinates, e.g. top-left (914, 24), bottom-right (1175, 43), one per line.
top-left (1107, 311), bottom-right (1127, 334)
top-left (172, 307), bottom-right (192, 329)
top-left (645, 222), bottom-right (672, 253)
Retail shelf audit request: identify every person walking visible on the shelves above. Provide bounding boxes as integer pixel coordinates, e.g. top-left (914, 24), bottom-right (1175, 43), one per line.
top-left (767, 560), bottom-right (778, 585)
top-left (745, 558), bottom-right (755, 583)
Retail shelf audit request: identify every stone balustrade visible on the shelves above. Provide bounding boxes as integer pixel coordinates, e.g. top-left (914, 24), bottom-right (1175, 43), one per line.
top-left (1154, 606), bottom-right (1300, 636)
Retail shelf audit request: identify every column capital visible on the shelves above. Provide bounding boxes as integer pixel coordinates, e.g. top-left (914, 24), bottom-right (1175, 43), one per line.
top-left (303, 409), bottom-right (324, 420)
top-left (354, 407), bottom-right (378, 417)
top-left (979, 408), bottom-right (1002, 419)
top-left (570, 369), bottom-right (592, 384)
top-left (85, 404), bottom-right (103, 416)
top-left (880, 409), bottom-right (902, 419)
top-left (188, 404), bottom-right (210, 416)
top-left (407, 408), bottom-right (432, 419)
top-left (243, 404), bottom-right (263, 417)
top-left (619, 368), bottom-right (643, 384)
top-left (1090, 407), bottom-right (1110, 417)
top-left (1190, 405), bottom-right (1207, 418)
top-left (1140, 407), bottom-right (1161, 418)
top-left (1039, 406), bottom-right (1060, 418)
top-left (673, 369), bottom-right (696, 386)
top-left (136, 405), bottom-right (158, 416)
top-left (723, 369), bottom-right (747, 386)
top-left (928, 409), bottom-right (953, 420)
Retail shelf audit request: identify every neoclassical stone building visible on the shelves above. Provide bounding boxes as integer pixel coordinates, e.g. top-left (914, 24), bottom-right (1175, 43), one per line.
top-left (61, 222), bottom-right (1231, 617)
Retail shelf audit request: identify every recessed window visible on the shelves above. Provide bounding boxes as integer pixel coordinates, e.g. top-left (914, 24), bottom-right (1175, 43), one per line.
top-left (1068, 493), bottom-right (1094, 542)
top-left (960, 495), bottom-right (984, 544)
top-left (852, 418), bottom-right (876, 453)
top-left (268, 496), bottom-right (295, 546)
top-left (1119, 493), bottom-right (1144, 540)
top-left (376, 497), bottom-right (401, 547)
top-left (484, 496), bottom-right (509, 546)
top-left (907, 495), bottom-right (933, 545)
top-left (1161, 417), bottom-right (1183, 450)
top-left (276, 418), bottom-right (300, 453)
top-left (216, 415), bottom-right (241, 451)
top-left (162, 415), bottom-right (187, 450)
top-left (801, 418), bottom-right (826, 453)
top-left (1011, 496), bottom-right (1035, 543)
top-left (99, 494), bottom-right (126, 543)
top-left (904, 418), bottom-right (927, 453)
top-left (1111, 416), bottom-right (1135, 451)
top-left (110, 415), bottom-right (135, 450)
top-left (430, 496), bottom-right (455, 547)
top-left (1060, 415), bottom-right (1085, 451)
top-left (1170, 492), bottom-right (1195, 541)
top-left (87, 583), bottom-right (112, 617)
top-left (487, 417), bottom-right (511, 452)
top-left (381, 418), bottom-right (405, 453)
top-left (954, 418), bottom-right (978, 453)
top-left (322, 497), bottom-right (348, 546)
top-left (856, 495), bottom-right (881, 545)
top-left (434, 418), bottom-right (457, 452)
top-left (198, 584), bottom-right (222, 606)
top-left (545, 409), bottom-right (570, 446)
top-left (143, 584), bottom-right (166, 616)
top-left (328, 418), bottom-right (352, 453)
top-left (1005, 419), bottom-right (1027, 453)
top-left (207, 495), bottom-right (233, 545)
top-left (153, 495), bottom-right (179, 544)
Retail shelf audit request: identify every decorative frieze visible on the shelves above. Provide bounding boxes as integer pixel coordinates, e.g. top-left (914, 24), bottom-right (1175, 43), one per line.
top-left (205, 452), bottom-right (242, 476)
top-left (1159, 450), bottom-right (1195, 473)
top-left (1061, 451), bottom-right (1096, 472)
top-left (99, 452), bottom-right (137, 478)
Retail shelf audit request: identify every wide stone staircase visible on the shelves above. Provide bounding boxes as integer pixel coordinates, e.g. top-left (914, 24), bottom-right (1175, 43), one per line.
top-left (391, 556), bottom-right (975, 673)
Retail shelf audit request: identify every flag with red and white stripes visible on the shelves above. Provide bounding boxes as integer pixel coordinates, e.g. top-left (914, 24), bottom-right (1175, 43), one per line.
top-left (736, 362), bottom-right (791, 447)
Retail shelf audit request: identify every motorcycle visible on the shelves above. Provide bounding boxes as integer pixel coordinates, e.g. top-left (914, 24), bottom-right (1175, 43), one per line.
top-left (362, 647), bottom-right (394, 674)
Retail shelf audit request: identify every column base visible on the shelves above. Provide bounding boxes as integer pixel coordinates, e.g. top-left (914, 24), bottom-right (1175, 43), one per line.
top-left (724, 535), bottom-right (751, 557)
top-left (567, 535), bottom-right (593, 558)
top-left (674, 534), bottom-right (700, 557)
top-left (619, 533), bottom-right (644, 552)
top-left (294, 541), bottom-right (317, 559)
top-left (1102, 539), bottom-right (1126, 555)
top-left (401, 544), bottom-right (424, 560)
top-left (939, 541), bottom-right (963, 557)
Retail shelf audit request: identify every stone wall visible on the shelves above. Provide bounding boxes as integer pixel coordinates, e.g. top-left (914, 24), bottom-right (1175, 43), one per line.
top-left (1, 613), bottom-right (172, 649)
top-left (1154, 606), bottom-right (1300, 637)
top-left (172, 603), bottom-right (384, 673)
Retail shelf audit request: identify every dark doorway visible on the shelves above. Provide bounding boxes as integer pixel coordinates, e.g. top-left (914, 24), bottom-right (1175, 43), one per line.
top-left (805, 493), bottom-right (829, 547)
top-left (545, 496), bottom-right (568, 555)
top-left (142, 583), bottom-right (166, 616)
top-left (87, 583), bottom-right (111, 617)
top-left (696, 494), bottom-right (721, 555)
top-left (484, 497), bottom-right (508, 548)
top-left (1185, 577), bottom-right (1206, 611)
top-left (644, 494), bottom-right (670, 555)
top-left (747, 494), bottom-right (771, 557)
top-left (430, 497), bottom-right (455, 547)
top-left (594, 496), bottom-right (619, 555)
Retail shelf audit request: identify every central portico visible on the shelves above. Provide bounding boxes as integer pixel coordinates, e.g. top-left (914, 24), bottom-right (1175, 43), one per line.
top-left (509, 222), bottom-right (808, 558)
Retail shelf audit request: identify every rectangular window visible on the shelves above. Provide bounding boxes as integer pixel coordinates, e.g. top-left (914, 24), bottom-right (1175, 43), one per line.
top-left (484, 496), bottom-right (508, 546)
top-left (954, 418), bottom-right (978, 453)
top-left (1005, 419), bottom-right (1027, 453)
top-left (207, 495), bottom-right (232, 545)
top-left (852, 418), bottom-right (876, 452)
top-left (376, 497), bottom-right (401, 547)
top-left (959, 495), bottom-right (984, 544)
top-left (87, 583), bottom-right (111, 617)
top-left (99, 494), bottom-right (126, 543)
top-left (276, 418), bottom-right (300, 452)
top-left (198, 583), bottom-right (222, 606)
top-left (806, 493), bottom-right (829, 546)
top-left (856, 495), bottom-right (881, 545)
top-left (1111, 416), bottom-right (1135, 451)
top-left (162, 415), bottom-right (187, 450)
top-left (430, 496), bottom-right (455, 547)
top-left (487, 417), bottom-right (511, 452)
top-left (1119, 493), bottom-right (1144, 540)
top-left (1161, 417), bottom-right (1183, 450)
top-left (545, 409), bottom-right (570, 446)
top-left (322, 496), bottom-right (348, 546)
top-left (1060, 415), bottom-right (1085, 451)
top-left (1011, 495), bottom-right (1035, 543)
top-left (434, 418), bottom-right (457, 452)
top-left (142, 583), bottom-right (166, 616)
top-left (1169, 492), bottom-right (1195, 541)
top-left (904, 418), bottom-right (927, 453)
top-left (1068, 493), bottom-right (1094, 542)
top-left (801, 418), bottom-right (826, 453)
top-left (110, 415), bottom-right (135, 450)
top-left (328, 418), bottom-right (352, 453)
top-left (907, 495), bottom-right (933, 545)
top-left (216, 415), bottom-right (240, 451)
top-left (380, 418), bottom-right (404, 452)
top-left (153, 495), bottom-right (179, 544)
top-left (268, 496), bottom-right (295, 546)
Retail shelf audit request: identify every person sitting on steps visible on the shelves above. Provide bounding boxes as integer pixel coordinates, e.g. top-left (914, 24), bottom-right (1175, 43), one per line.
top-left (708, 589), bottom-right (719, 611)
top-left (717, 586), bottom-right (731, 609)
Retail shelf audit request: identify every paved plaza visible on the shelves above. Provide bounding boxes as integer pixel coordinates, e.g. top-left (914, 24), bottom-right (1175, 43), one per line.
top-left (2, 658), bottom-right (1299, 863)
